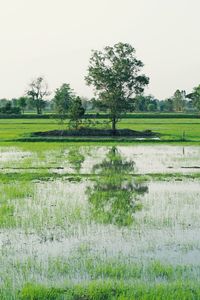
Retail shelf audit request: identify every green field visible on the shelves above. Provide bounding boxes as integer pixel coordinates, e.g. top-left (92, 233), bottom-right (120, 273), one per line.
top-left (1, 118), bottom-right (200, 299)
top-left (0, 117), bottom-right (200, 142)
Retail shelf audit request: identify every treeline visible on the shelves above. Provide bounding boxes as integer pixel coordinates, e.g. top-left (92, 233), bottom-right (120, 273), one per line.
top-left (0, 87), bottom-right (198, 115)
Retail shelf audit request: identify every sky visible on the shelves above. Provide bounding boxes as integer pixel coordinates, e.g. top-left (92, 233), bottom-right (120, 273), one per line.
top-left (0, 0), bottom-right (199, 100)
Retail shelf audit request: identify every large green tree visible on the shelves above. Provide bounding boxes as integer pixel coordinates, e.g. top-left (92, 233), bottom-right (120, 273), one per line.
top-left (26, 77), bottom-right (50, 114)
top-left (85, 42), bottom-right (149, 133)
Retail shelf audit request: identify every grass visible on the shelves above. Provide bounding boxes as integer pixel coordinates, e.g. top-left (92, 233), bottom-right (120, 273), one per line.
top-left (0, 118), bottom-right (200, 143)
top-left (16, 281), bottom-right (200, 299)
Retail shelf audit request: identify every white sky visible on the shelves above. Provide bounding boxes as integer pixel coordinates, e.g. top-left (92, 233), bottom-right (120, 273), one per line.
top-left (0, 0), bottom-right (199, 99)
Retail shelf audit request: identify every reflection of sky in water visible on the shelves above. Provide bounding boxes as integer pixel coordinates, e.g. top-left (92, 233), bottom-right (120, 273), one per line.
top-left (1, 145), bottom-right (200, 174)
top-left (0, 147), bottom-right (32, 163)
top-left (119, 146), bottom-right (200, 174)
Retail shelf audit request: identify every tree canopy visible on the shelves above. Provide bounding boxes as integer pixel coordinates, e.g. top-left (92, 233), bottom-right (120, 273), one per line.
top-left (85, 42), bottom-right (149, 133)
top-left (68, 96), bottom-right (85, 129)
top-left (53, 83), bottom-right (75, 118)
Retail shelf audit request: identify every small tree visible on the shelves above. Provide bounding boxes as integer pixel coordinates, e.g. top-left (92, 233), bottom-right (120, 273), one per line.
top-left (26, 77), bottom-right (50, 114)
top-left (17, 97), bottom-right (27, 114)
top-left (188, 85), bottom-right (200, 112)
top-left (85, 42), bottom-right (149, 133)
top-left (147, 103), bottom-right (157, 112)
top-left (172, 90), bottom-right (185, 112)
top-left (68, 97), bottom-right (85, 129)
top-left (54, 83), bottom-right (74, 119)
top-left (0, 102), bottom-right (21, 114)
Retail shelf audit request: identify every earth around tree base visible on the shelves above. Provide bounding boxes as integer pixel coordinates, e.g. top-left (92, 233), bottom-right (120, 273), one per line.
top-left (32, 128), bottom-right (159, 137)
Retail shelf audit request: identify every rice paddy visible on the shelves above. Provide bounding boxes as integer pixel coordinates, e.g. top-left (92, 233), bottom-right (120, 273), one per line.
top-left (0, 136), bottom-right (200, 299)
top-left (0, 117), bottom-right (200, 299)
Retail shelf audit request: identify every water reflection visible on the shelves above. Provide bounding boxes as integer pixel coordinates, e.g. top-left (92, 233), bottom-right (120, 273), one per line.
top-left (67, 148), bottom-right (85, 173)
top-left (87, 147), bottom-right (148, 226)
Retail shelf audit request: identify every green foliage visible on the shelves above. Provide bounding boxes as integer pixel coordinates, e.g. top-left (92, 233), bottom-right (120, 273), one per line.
top-left (159, 99), bottom-right (174, 112)
top-left (20, 283), bottom-right (64, 300)
top-left (171, 90), bottom-right (186, 112)
top-left (20, 281), bottom-right (200, 300)
top-left (54, 83), bottom-right (75, 119)
top-left (68, 96), bottom-right (85, 129)
top-left (17, 97), bottom-right (28, 113)
top-left (85, 42), bottom-right (149, 132)
top-left (147, 103), bottom-right (157, 112)
top-left (0, 113), bottom-right (200, 119)
top-left (0, 102), bottom-right (21, 114)
top-left (134, 95), bottom-right (157, 112)
top-left (188, 84), bottom-right (200, 112)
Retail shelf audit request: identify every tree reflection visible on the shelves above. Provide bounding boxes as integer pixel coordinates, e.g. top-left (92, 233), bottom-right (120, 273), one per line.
top-left (87, 147), bottom-right (148, 226)
top-left (67, 148), bottom-right (85, 173)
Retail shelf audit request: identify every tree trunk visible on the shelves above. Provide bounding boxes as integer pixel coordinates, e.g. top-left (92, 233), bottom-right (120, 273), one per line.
top-left (112, 117), bottom-right (116, 135)
top-left (36, 103), bottom-right (42, 114)
top-left (36, 105), bottom-right (40, 114)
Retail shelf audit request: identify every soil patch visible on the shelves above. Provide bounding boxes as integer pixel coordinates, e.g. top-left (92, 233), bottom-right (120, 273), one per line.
top-left (32, 128), bottom-right (159, 138)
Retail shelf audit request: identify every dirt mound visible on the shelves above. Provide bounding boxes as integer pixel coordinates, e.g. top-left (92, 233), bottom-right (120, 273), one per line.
top-left (32, 128), bottom-right (158, 137)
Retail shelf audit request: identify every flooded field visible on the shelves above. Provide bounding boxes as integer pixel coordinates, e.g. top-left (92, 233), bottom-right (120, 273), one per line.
top-left (1, 145), bottom-right (200, 299)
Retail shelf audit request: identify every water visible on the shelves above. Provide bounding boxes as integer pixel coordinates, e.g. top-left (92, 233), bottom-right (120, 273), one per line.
top-left (0, 144), bottom-right (200, 295)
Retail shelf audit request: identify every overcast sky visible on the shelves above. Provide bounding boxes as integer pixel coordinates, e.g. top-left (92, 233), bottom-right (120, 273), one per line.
top-left (0, 0), bottom-right (199, 99)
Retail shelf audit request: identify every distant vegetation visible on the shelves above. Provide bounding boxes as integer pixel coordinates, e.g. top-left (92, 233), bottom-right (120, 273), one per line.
top-left (0, 42), bottom-right (200, 134)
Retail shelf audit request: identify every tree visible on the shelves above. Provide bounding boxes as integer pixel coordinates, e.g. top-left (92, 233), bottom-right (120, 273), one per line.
top-left (85, 42), bottom-right (149, 133)
top-left (159, 98), bottom-right (174, 112)
top-left (54, 83), bottom-right (74, 119)
top-left (81, 97), bottom-right (93, 111)
top-left (17, 97), bottom-right (27, 114)
top-left (26, 77), bottom-right (50, 114)
top-left (188, 85), bottom-right (200, 112)
top-left (147, 102), bottom-right (157, 112)
top-left (0, 99), bottom-right (9, 108)
top-left (133, 95), bottom-right (157, 112)
top-left (0, 101), bottom-right (21, 114)
top-left (68, 96), bottom-right (85, 129)
top-left (172, 90), bottom-right (185, 112)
